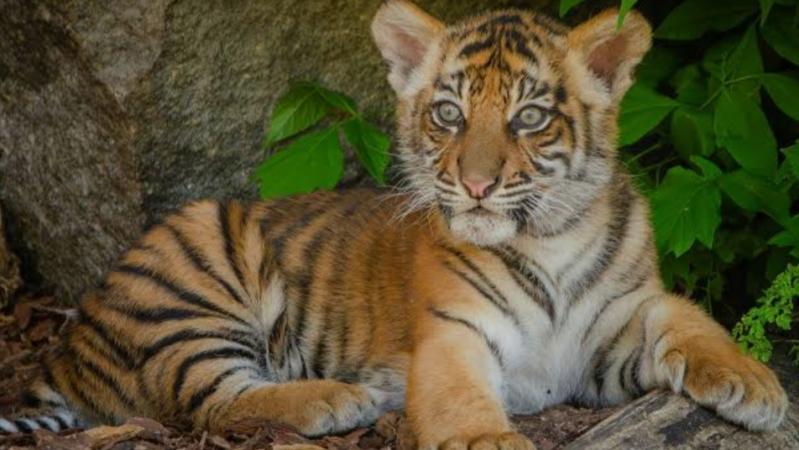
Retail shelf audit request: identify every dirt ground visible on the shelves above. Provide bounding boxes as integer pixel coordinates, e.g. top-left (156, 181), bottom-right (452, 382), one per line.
top-left (0, 292), bottom-right (616, 450)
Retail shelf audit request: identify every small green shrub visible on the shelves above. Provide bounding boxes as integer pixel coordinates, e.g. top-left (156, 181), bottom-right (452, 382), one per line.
top-left (255, 82), bottom-right (390, 198)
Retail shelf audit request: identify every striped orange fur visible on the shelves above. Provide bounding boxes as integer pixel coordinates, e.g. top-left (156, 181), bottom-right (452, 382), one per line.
top-left (1, 2), bottom-right (787, 449)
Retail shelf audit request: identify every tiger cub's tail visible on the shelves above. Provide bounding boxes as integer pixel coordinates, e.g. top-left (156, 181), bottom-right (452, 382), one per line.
top-left (0, 379), bottom-right (81, 434)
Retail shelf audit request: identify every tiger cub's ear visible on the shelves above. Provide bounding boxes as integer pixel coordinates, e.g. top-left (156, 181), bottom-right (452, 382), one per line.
top-left (566, 9), bottom-right (652, 103)
top-left (371, 0), bottom-right (444, 93)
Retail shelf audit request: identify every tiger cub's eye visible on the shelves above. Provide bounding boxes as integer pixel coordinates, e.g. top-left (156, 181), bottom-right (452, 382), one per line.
top-left (516, 106), bottom-right (547, 129)
top-left (434, 101), bottom-right (464, 126)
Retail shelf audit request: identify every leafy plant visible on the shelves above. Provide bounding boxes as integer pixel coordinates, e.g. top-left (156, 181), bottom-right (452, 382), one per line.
top-left (560, 0), bottom-right (799, 361)
top-left (733, 264), bottom-right (799, 363)
top-left (255, 82), bottom-right (390, 198)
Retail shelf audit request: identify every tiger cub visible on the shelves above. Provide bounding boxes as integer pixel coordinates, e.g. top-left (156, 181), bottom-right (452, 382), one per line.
top-left (2, 2), bottom-right (787, 449)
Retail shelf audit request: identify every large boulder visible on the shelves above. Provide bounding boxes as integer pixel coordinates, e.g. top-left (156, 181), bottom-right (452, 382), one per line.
top-left (0, 0), bottom-right (552, 302)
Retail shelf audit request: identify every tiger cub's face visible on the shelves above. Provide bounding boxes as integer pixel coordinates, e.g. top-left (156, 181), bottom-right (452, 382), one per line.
top-left (373, 1), bottom-right (651, 246)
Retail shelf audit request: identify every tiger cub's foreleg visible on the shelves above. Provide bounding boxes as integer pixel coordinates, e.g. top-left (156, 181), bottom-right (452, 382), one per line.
top-left (206, 379), bottom-right (379, 436)
top-left (599, 296), bottom-right (788, 431)
top-left (407, 310), bottom-right (535, 450)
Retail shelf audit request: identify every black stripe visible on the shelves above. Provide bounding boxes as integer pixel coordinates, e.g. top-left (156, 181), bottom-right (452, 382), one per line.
top-left (565, 185), bottom-right (633, 308)
top-left (428, 307), bottom-right (503, 366)
top-left (114, 264), bottom-right (249, 326)
top-left (591, 298), bottom-right (650, 397)
top-left (79, 309), bottom-right (137, 369)
top-left (620, 345), bottom-right (644, 395)
top-left (442, 259), bottom-right (519, 326)
top-left (460, 36), bottom-right (496, 57)
top-left (71, 346), bottom-right (138, 411)
top-left (165, 223), bottom-right (246, 305)
top-left (173, 347), bottom-right (256, 401)
top-left (13, 419), bottom-right (33, 432)
top-left (580, 278), bottom-right (652, 344)
top-left (108, 303), bottom-right (208, 323)
top-left (293, 199), bottom-right (360, 359)
top-left (489, 246), bottom-right (555, 320)
top-left (34, 418), bottom-right (54, 431)
top-left (219, 203), bottom-right (248, 298)
top-left (52, 414), bottom-right (69, 429)
top-left (142, 328), bottom-right (262, 363)
top-left (187, 365), bottom-right (251, 413)
top-left (441, 245), bottom-right (510, 309)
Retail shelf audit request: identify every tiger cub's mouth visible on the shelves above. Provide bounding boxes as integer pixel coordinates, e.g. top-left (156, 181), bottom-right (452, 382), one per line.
top-left (447, 205), bottom-right (518, 247)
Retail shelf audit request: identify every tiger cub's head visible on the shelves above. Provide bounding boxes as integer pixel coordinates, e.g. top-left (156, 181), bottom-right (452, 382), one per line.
top-left (372, 1), bottom-right (651, 245)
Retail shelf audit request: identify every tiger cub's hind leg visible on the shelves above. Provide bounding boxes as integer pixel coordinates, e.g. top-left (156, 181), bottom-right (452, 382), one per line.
top-left (206, 379), bottom-right (379, 436)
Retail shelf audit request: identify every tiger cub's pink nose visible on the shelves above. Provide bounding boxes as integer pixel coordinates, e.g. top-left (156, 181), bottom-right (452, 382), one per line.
top-left (461, 175), bottom-right (499, 199)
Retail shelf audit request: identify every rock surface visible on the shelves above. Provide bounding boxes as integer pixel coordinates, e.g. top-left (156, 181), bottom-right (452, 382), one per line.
top-left (0, 0), bottom-right (554, 301)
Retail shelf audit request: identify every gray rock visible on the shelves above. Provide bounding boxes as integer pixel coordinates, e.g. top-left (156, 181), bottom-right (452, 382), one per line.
top-left (0, 0), bottom-right (553, 302)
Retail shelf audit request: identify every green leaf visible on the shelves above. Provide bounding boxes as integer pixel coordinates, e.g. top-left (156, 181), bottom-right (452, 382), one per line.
top-left (671, 108), bottom-right (715, 158)
top-left (713, 89), bottom-right (777, 177)
top-left (784, 142), bottom-right (799, 179)
top-left (255, 126), bottom-right (344, 198)
top-left (264, 84), bottom-right (331, 146)
top-left (559, 0), bottom-right (587, 17)
top-left (759, 0), bottom-right (776, 25)
top-left (618, 83), bottom-right (680, 146)
top-left (719, 170), bottom-right (791, 224)
top-left (342, 117), bottom-right (391, 184)
top-left (617, 0), bottom-right (639, 28)
top-left (655, 0), bottom-right (757, 40)
top-left (670, 65), bottom-right (708, 106)
top-left (724, 25), bottom-right (763, 95)
top-left (311, 84), bottom-right (358, 115)
top-left (690, 156), bottom-right (722, 179)
top-left (637, 47), bottom-right (682, 87)
top-left (651, 167), bottom-right (722, 256)
top-left (763, 73), bottom-right (799, 121)
top-left (761, 7), bottom-right (799, 65)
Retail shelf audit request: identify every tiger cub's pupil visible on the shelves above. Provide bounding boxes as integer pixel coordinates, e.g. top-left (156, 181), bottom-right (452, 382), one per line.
top-left (435, 101), bottom-right (463, 125)
top-left (515, 106), bottom-right (547, 130)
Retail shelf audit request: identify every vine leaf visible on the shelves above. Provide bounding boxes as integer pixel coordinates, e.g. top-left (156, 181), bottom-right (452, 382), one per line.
top-left (719, 170), bottom-right (791, 225)
top-left (655, 0), bottom-right (757, 40)
top-left (618, 83), bottom-right (679, 146)
top-left (763, 73), bottom-right (799, 121)
top-left (671, 107), bottom-right (715, 158)
top-left (559, 0), bottom-right (587, 17)
top-left (255, 127), bottom-right (344, 198)
top-left (264, 83), bottom-right (331, 147)
top-left (713, 89), bottom-right (777, 178)
top-left (650, 166), bottom-right (721, 256)
top-left (342, 117), bottom-right (391, 184)
top-left (761, 7), bottom-right (799, 65)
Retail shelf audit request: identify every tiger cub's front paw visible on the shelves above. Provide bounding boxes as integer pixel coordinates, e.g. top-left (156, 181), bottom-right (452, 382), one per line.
top-left (436, 432), bottom-right (535, 450)
top-left (659, 341), bottom-right (788, 431)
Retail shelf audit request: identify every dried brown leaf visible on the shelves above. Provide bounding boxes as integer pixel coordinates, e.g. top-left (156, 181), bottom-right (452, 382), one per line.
top-left (272, 445), bottom-right (327, 450)
top-left (207, 434), bottom-right (232, 449)
top-left (13, 303), bottom-right (32, 330)
top-left (27, 319), bottom-right (56, 342)
top-left (124, 417), bottom-right (171, 439)
top-left (81, 423), bottom-right (145, 448)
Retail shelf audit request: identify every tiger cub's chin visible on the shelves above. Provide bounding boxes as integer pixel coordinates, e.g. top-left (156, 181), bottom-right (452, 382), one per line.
top-left (448, 211), bottom-right (518, 247)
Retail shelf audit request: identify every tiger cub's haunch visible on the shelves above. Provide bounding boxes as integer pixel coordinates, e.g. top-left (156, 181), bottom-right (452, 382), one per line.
top-left (3, 2), bottom-right (787, 449)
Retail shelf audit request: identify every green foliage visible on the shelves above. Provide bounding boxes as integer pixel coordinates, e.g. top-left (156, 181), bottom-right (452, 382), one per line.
top-left (560, 0), bottom-right (799, 361)
top-left (732, 264), bottom-right (799, 363)
top-left (256, 82), bottom-right (390, 198)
